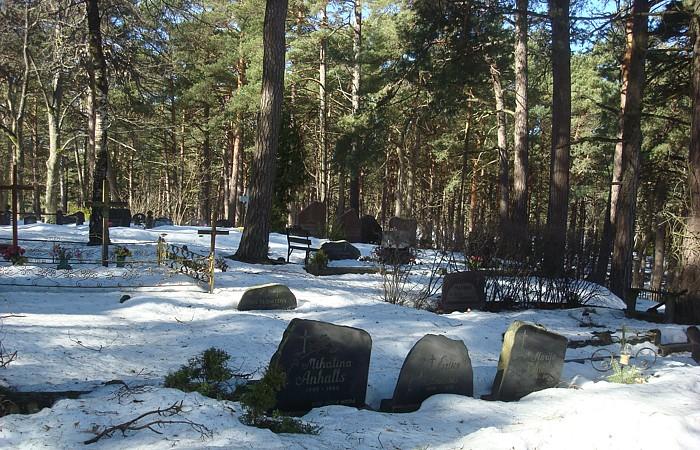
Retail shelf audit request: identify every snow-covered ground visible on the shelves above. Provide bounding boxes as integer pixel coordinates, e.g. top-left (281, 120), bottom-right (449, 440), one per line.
top-left (0, 223), bottom-right (698, 449)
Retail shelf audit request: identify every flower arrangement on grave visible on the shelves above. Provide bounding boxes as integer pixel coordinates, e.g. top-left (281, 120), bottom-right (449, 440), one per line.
top-left (113, 245), bottom-right (132, 267)
top-left (51, 244), bottom-right (73, 270)
top-left (2, 244), bottom-right (27, 266)
top-left (114, 245), bottom-right (132, 258)
top-left (467, 255), bottom-right (483, 270)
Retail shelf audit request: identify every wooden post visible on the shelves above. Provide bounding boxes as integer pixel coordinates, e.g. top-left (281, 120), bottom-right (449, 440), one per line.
top-left (0, 164), bottom-right (42, 247)
top-left (198, 215), bottom-right (228, 294)
top-left (11, 165), bottom-right (18, 246)
top-left (101, 179), bottom-right (109, 267)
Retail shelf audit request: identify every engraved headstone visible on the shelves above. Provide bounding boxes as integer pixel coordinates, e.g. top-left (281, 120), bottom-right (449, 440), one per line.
top-left (297, 201), bottom-right (326, 238)
top-left (335, 209), bottom-right (361, 243)
top-left (380, 334), bottom-right (473, 413)
top-left (388, 216), bottom-right (417, 247)
top-left (270, 318), bottom-right (372, 413)
top-left (490, 321), bottom-right (567, 401)
top-left (360, 215), bottom-right (382, 244)
top-left (237, 283), bottom-right (297, 311)
top-left (440, 271), bottom-right (486, 312)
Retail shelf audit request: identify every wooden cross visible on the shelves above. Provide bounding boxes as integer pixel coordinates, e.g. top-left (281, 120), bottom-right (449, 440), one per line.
top-left (0, 164), bottom-right (41, 247)
top-left (88, 179), bottom-right (128, 266)
top-left (198, 215), bottom-right (229, 293)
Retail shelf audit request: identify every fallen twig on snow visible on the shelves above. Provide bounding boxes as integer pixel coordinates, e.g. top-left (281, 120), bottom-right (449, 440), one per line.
top-left (83, 400), bottom-right (212, 445)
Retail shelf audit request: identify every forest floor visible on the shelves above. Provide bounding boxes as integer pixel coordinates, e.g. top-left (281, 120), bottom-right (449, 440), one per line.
top-left (0, 223), bottom-right (698, 449)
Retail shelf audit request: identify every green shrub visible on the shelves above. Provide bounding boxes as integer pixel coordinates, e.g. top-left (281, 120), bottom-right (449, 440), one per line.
top-left (164, 348), bottom-right (241, 399)
top-left (606, 360), bottom-right (646, 384)
top-left (239, 365), bottom-right (319, 435)
top-left (307, 250), bottom-right (329, 270)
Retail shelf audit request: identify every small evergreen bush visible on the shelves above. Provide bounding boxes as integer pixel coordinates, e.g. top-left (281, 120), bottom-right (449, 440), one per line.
top-left (606, 360), bottom-right (646, 384)
top-left (239, 365), bottom-right (319, 435)
top-left (164, 348), bottom-right (243, 399)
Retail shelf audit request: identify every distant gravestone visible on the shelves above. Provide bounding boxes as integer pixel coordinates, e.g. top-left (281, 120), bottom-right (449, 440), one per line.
top-left (490, 321), bottom-right (567, 401)
top-left (70, 211), bottom-right (85, 225)
top-left (145, 211), bottom-right (155, 229)
top-left (215, 218), bottom-right (233, 228)
top-left (360, 215), bottom-right (382, 244)
top-left (237, 283), bottom-right (297, 311)
top-left (440, 271), bottom-right (486, 312)
top-left (380, 334), bottom-right (473, 413)
top-left (388, 216), bottom-right (417, 247)
top-left (23, 215), bottom-right (37, 224)
top-left (153, 216), bottom-right (173, 227)
top-left (320, 241), bottom-right (361, 261)
top-left (335, 209), bottom-right (361, 243)
top-left (132, 213), bottom-right (146, 226)
top-left (270, 318), bottom-right (372, 413)
top-left (109, 208), bottom-right (132, 227)
top-left (297, 201), bottom-right (325, 238)
top-left (687, 326), bottom-right (700, 363)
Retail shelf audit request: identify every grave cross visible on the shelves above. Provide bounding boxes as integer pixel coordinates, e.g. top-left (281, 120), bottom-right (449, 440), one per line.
top-left (88, 179), bottom-right (128, 266)
top-left (197, 215), bottom-right (229, 293)
top-left (0, 164), bottom-right (41, 247)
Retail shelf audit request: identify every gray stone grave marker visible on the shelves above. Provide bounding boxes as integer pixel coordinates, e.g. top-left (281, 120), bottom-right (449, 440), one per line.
top-left (270, 318), bottom-right (372, 413)
top-left (440, 271), bottom-right (486, 312)
top-left (237, 283), bottom-right (297, 311)
top-left (490, 321), bottom-right (567, 401)
top-left (380, 334), bottom-right (473, 413)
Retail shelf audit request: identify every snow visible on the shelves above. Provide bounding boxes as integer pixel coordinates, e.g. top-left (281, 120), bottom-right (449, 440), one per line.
top-left (1, 224), bottom-right (699, 449)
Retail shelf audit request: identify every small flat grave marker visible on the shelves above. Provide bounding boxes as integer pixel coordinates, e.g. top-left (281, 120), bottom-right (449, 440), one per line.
top-left (270, 318), bottom-right (372, 413)
top-left (490, 321), bottom-right (567, 401)
top-left (440, 271), bottom-right (486, 312)
top-left (380, 334), bottom-right (473, 413)
top-left (237, 283), bottom-right (297, 311)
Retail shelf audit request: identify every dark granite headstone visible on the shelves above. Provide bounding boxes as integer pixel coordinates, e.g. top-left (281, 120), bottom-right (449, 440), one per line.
top-left (145, 211), bottom-right (155, 229)
top-left (335, 209), bottom-right (361, 243)
top-left (132, 213), bottom-right (146, 226)
top-left (0, 206), bottom-right (10, 225)
top-left (380, 334), bottom-right (473, 413)
top-left (687, 326), bottom-right (700, 363)
top-left (270, 318), bottom-right (372, 413)
top-left (215, 219), bottom-right (233, 228)
top-left (297, 201), bottom-right (326, 238)
top-left (388, 217), bottom-right (417, 247)
top-left (109, 208), bottom-right (132, 227)
top-left (360, 215), bottom-right (382, 244)
top-left (58, 212), bottom-right (77, 225)
top-left (23, 215), bottom-right (37, 224)
top-left (490, 321), bottom-right (567, 401)
top-left (153, 216), bottom-right (173, 227)
top-left (440, 271), bottom-right (486, 312)
top-left (237, 284), bottom-right (297, 311)
top-left (71, 211), bottom-right (85, 225)
top-left (320, 241), bottom-right (361, 261)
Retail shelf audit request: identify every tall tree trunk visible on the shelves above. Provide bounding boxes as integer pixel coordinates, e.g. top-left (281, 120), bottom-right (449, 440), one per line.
top-left (489, 62), bottom-right (509, 231)
top-left (678, 0), bottom-right (700, 322)
top-left (610, 0), bottom-right (649, 302)
top-left (348, 0), bottom-right (362, 213)
top-left (319, 1), bottom-right (328, 208)
top-left (234, 0), bottom-right (288, 262)
top-left (651, 221), bottom-right (666, 292)
top-left (86, 0), bottom-right (110, 245)
top-left (199, 103), bottom-right (212, 224)
top-left (513, 0), bottom-right (529, 245)
top-left (544, 0), bottom-right (571, 277)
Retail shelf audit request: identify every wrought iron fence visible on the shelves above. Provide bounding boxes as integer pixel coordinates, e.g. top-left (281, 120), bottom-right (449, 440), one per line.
top-left (157, 237), bottom-right (214, 292)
